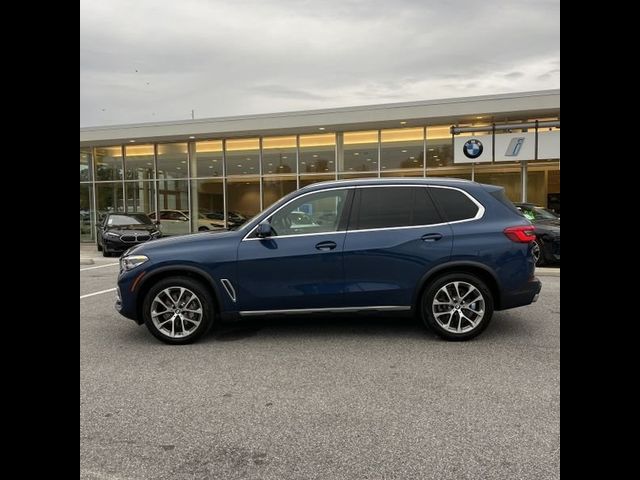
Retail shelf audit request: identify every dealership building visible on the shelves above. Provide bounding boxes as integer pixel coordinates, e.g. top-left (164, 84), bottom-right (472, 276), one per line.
top-left (80, 89), bottom-right (559, 243)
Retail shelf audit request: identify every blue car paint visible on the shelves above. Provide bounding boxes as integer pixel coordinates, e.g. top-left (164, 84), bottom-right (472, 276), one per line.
top-left (116, 178), bottom-right (540, 324)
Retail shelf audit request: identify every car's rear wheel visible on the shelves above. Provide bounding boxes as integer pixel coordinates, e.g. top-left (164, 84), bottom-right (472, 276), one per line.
top-left (96, 241), bottom-right (103, 252)
top-left (102, 247), bottom-right (111, 257)
top-left (142, 276), bottom-right (214, 344)
top-left (198, 226), bottom-right (209, 232)
top-left (421, 273), bottom-right (494, 341)
top-left (532, 239), bottom-right (544, 266)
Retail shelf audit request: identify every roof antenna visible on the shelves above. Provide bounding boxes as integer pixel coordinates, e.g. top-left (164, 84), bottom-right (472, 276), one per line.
top-left (191, 109), bottom-right (195, 120)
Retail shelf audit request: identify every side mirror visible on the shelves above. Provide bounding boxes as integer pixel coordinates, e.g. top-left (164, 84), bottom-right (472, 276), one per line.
top-left (255, 221), bottom-right (273, 238)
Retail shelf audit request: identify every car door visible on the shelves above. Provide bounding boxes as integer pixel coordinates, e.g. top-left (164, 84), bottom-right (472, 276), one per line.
top-left (236, 188), bottom-right (354, 312)
top-left (342, 186), bottom-right (453, 308)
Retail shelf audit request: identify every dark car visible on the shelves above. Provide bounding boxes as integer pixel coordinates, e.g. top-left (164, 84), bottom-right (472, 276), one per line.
top-left (514, 203), bottom-right (560, 266)
top-left (97, 213), bottom-right (161, 257)
top-left (115, 178), bottom-right (541, 344)
top-left (203, 211), bottom-right (247, 228)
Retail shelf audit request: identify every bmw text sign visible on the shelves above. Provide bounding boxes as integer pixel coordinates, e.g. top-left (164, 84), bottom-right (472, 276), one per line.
top-left (454, 135), bottom-right (492, 163)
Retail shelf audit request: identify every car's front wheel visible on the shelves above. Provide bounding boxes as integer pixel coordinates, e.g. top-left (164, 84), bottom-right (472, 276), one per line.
top-left (421, 273), bottom-right (494, 341)
top-left (142, 276), bottom-right (214, 344)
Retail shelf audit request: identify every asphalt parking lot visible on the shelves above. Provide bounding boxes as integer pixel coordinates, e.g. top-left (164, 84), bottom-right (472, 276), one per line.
top-left (80, 263), bottom-right (559, 480)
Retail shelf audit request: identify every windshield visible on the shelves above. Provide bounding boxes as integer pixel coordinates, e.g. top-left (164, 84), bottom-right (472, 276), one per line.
top-left (519, 206), bottom-right (558, 221)
top-left (533, 207), bottom-right (558, 219)
top-left (107, 214), bottom-right (152, 226)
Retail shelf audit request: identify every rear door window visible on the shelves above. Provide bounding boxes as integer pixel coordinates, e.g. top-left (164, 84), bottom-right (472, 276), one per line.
top-left (350, 186), bottom-right (442, 230)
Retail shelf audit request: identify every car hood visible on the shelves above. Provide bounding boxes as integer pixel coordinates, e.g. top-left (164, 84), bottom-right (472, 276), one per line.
top-left (125, 228), bottom-right (239, 255)
top-left (105, 225), bottom-right (159, 234)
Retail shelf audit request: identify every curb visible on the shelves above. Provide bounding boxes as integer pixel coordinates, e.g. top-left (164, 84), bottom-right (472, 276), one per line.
top-left (80, 257), bottom-right (95, 266)
top-left (536, 267), bottom-right (559, 277)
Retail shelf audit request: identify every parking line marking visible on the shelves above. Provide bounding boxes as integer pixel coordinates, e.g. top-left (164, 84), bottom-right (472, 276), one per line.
top-left (80, 288), bottom-right (117, 299)
top-left (80, 263), bottom-right (119, 271)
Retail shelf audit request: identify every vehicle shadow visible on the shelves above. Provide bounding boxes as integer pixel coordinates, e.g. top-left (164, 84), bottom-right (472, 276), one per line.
top-left (117, 311), bottom-right (530, 346)
top-left (207, 313), bottom-right (428, 343)
top-left (202, 311), bottom-right (529, 344)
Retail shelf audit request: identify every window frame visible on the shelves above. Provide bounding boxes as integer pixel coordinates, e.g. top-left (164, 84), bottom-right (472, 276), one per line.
top-left (427, 186), bottom-right (484, 224)
top-left (346, 185), bottom-right (484, 232)
top-left (244, 187), bottom-right (354, 240)
top-left (242, 184), bottom-right (485, 240)
top-left (347, 186), bottom-right (444, 231)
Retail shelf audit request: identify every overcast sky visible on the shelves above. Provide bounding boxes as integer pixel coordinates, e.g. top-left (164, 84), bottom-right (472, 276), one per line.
top-left (80, 0), bottom-right (559, 127)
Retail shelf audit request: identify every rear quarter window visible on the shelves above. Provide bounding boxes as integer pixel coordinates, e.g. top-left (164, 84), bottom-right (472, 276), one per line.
top-left (429, 187), bottom-right (479, 222)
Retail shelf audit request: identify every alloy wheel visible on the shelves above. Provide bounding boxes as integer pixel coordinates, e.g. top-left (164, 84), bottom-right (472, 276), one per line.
top-left (151, 287), bottom-right (203, 338)
top-left (532, 240), bottom-right (541, 265)
top-left (432, 281), bottom-right (485, 334)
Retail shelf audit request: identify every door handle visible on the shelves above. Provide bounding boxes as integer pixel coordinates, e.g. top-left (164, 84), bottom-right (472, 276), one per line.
top-left (421, 233), bottom-right (443, 242)
top-left (315, 241), bottom-right (337, 251)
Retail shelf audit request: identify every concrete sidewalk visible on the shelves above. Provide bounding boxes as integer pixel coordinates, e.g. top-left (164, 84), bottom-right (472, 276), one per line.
top-left (80, 245), bottom-right (111, 265)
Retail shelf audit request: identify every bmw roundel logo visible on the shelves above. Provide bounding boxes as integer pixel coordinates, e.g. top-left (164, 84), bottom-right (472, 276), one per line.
top-left (463, 139), bottom-right (483, 159)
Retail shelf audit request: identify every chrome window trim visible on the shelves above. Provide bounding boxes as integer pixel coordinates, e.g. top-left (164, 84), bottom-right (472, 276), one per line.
top-left (244, 230), bottom-right (347, 241)
top-left (241, 186), bottom-right (353, 241)
top-left (239, 305), bottom-right (411, 316)
top-left (424, 185), bottom-right (485, 223)
top-left (241, 184), bottom-right (485, 241)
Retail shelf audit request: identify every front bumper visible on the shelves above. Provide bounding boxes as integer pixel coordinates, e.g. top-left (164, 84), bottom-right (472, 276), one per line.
top-left (115, 269), bottom-right (145, 324)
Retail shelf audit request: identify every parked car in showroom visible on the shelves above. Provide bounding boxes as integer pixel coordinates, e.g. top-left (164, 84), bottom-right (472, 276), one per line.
top-left (148, 210), bottom-right (224, 235)
top-left (514, 203), bottom-right (560, 266)
top-left (203, 211), bottom-right (248, 228)
top-left (97, 213), bottom-right (161, 257)
top-left (115, 178), bottom-right (541, 344)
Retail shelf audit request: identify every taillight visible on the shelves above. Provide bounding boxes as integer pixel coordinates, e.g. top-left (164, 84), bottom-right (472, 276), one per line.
top-left (504, 225), bottom-right (536, 243)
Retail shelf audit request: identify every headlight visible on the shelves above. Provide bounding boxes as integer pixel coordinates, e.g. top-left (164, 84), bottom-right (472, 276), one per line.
top-left (120, 255), bottom-right (149, 271)
top-left (105, 231), bottom-right (120, 238)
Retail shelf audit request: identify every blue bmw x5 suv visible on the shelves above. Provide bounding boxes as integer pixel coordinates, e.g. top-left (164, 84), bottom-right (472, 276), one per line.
top-left (115, 178), bottom-right (541, 344)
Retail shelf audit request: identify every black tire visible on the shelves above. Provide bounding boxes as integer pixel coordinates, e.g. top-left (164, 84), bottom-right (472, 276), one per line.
top-left (102, 248), bottom-right (111, 257)
top-left (421, 272), bottom-right (494, 341)
top-left (142, 276), bottom-right (215, 345)
top-left (198, 226), bottom-right (209, 232)
top-left (96, 241), bottom-right (103, 252)
top-left (532, 239), bottom-right (545, 267)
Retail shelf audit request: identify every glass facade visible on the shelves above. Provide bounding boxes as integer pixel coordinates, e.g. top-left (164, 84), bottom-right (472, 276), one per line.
top-left (342, 131), bottom-right (379, 173)
top-left (80, 119), bottom-right (559, 242)
top-left (299, 134), bottom-right (335, 175)
top-left (226, 138), bottom-right (259, 176)
top-left (381, 127), bottom-right (424, 172)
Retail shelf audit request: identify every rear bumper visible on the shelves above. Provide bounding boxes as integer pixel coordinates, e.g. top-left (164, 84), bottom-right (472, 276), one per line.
top-left (498, 276), bottom-right (542, 310)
